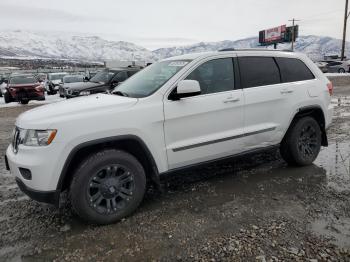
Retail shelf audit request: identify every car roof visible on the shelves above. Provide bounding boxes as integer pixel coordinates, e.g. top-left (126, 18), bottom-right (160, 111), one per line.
top-left (163, 49), bottom-right (302, 61)
top-left (10, 73), bottom-right (35, 77)
top-left (108, 67), bottom-right (140, 71)
top-left (48, 72), bottom-right (68, 75)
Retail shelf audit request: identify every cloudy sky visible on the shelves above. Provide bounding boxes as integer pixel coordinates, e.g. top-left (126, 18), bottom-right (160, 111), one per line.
top-left (0, 0), bottom-right (346, 49)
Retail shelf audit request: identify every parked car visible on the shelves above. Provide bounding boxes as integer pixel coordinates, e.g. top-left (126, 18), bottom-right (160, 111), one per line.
top-left (315, 61), bottom-right (328, 73)
top-left (324, 60), bottom-right (350, 73)
top-left (46, 72), bottom-right (68, 95)
top-left (5, 50), bottom-right (333, 224)
top-left (64, 68), bottom-right (140, 98)
top-left (0, 76), bottom-right (8, 97)
top-left (59, 75), bottom-right (85, 97)
top-left (4, 74), bottom-right (45, 104)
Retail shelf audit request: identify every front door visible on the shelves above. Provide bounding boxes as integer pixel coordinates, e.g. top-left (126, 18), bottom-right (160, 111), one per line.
top-left (163, 57), bottom-right (245, 170)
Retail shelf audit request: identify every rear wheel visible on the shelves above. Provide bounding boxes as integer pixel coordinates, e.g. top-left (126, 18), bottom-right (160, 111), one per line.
top-left (338, 68), bottom-right (346, 73)
top-left (280, 117), bottom-right (322, 166)
top-left (4, 91), bottom-right (12, 103)
top-left (70, 149), bottom-right (146, 225)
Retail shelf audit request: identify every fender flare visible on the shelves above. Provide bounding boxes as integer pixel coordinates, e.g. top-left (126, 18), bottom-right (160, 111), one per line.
top-left (56, 135), bottom-right (160, 192)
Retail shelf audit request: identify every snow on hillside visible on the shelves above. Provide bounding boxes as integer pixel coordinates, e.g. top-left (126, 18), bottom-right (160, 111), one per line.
top-left (153, 36), bottom-right (350, 61)
top-left (0, 31), bottom-right (158, 62)
top-left (0, 31), bottom-right (349, 62)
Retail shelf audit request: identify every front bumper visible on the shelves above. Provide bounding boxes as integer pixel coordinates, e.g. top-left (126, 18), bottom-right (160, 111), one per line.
top-left (6, 144), bottom-right (62, 205)
top-left (15, 178), bottom-right (59, 205)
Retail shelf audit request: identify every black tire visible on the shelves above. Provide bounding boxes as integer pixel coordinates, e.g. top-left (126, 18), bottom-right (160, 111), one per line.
top-left (280, 117), bottom-right (322, 166)
top-left (4, 91), bottom-right (12, 103)
top-left (70, 149), bottom-right (146, 225)
top-left (338, 68), bottom-right (346, 73)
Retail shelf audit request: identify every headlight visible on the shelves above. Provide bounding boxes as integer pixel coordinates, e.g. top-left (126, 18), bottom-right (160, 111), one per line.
top-left (80, 91), bottom-right (90, 96)
top-left (21, 129), bottom-right (57, 147)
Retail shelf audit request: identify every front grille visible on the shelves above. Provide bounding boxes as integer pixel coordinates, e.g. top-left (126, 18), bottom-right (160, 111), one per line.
top-left (12, 127), bottom-right (20, 154)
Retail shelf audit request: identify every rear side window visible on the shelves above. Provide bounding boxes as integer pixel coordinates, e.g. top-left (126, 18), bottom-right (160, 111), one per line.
top-left (238, 57), bottom-right (280, 88)
top-left (275, 57), bottom-right (315, 83)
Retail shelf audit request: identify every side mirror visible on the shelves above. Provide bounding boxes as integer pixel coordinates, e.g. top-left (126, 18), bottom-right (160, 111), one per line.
top-left (111, 81), bottom-right (119, 87)
top-left (169, 80), bottom-right (201, 100)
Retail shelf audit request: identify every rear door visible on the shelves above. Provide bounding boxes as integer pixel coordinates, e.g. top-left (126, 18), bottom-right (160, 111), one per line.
top-left (163, 57), bottom-right (245, 169)
top-left (238, 56), bottom-right (290, 148)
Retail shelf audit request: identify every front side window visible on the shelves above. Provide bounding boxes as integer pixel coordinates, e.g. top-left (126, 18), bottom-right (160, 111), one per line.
top-left (275, 57), bottom-right (315, 83)
top-left (114, 60), bottom-right (190, 98)
top-left (238, 57), bottom-right (280, 88)
top-left (185, 58), bottom-right (234, 95)
top-left (90, 70), bottom-right (115, 83)
top-left (112, 71), bottom-right (128, 82)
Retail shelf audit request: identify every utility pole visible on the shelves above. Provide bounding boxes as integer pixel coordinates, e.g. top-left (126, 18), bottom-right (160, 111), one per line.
top-left (288, 18), bottom-right (300, 51)
top-left (341, 0), bottom-right (349, 60)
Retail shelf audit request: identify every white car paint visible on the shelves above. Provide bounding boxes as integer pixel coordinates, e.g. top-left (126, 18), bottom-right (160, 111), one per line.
top-left (6, 50), bottom-right (333, 195)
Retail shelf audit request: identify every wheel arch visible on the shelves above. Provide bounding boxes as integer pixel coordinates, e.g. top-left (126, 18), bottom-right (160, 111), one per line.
top-left (56, 135), bottom-right (160, 193)
top-left (284, 105), bottom-right (328, 146)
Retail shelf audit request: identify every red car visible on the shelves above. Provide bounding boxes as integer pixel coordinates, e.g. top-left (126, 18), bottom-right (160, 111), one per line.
top-left (4, 74), bottom-right (45, 104)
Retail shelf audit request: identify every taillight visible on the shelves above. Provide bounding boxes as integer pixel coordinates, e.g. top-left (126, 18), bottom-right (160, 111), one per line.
top-left (35, 85), bottom-right (43, 92)
top-left (327, 82), bottom-right (333, 96)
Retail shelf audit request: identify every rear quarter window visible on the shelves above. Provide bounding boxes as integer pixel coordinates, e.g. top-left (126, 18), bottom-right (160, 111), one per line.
top-left (275, 57), bottom-right (315, 83)
top-left (238, 56), bottom-right (280, 88)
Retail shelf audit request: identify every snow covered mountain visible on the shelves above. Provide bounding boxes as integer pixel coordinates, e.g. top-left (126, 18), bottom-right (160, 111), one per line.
top-left (0, 31), bottom-right (349, 62)
top-left (153, 35), bottom-right (350, 61)
top-left (0, 31), bottom-right (158, 62)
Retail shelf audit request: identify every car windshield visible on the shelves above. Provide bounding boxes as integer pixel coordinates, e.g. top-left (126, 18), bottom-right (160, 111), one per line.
top-left (63, 75), bottom-right (84, 83)
top-left (90, 70), bottom-right (115, 83)
top-left (50, 74), bottom-right (66, 80)
top-left (114, 60), bottom-right (190, 98)
top-left (10, 76), bottom-right (36, 84)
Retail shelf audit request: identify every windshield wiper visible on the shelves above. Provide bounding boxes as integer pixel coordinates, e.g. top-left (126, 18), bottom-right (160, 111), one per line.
top-left (113, 90), bottom-right (129, 97)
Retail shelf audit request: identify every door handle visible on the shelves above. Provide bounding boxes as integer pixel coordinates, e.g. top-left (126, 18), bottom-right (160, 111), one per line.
top-left (223, 97), bottom-right (240, 103)
top-left (280, 89), bottom-right (294, 94)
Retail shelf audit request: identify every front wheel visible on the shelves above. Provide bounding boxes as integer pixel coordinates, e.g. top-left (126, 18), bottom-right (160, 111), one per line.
top-left (338, 68), bottom-right (346, 73)
top-left (280, 117), bottom-right (322, 166)
top-left (70, 149), bottom-right (146, 225)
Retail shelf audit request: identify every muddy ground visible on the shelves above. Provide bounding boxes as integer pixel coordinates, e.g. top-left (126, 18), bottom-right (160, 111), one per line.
top-left (0, 90), bottom-right (350, 262)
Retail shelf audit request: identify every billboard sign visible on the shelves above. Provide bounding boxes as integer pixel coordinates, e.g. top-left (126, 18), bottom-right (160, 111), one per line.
top-left (259, 25), bottom-right (298, 46)
top-left (264, 25), bottom-right (286, 43)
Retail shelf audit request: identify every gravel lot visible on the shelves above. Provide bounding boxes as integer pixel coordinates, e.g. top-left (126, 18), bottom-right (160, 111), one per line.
top-left (0, 90), bottom-right (350, 261)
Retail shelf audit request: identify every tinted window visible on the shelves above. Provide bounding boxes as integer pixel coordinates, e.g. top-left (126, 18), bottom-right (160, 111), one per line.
top-left (127, 71), bottom-right (138, 77)
top-left (185, 58), bottom-right (234, 95)
top-left (112, 71), bottom-right (128, 82)
top-left (238, 57), bottom-right (280, 88)
top-left (275, 57), bottom-right (315, 82)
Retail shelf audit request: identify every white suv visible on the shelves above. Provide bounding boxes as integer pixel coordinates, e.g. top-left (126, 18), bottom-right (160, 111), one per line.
top-left (5, 50), bottom-right (334, 224)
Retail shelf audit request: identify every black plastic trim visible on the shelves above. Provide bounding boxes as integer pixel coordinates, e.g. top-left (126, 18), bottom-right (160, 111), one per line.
top-left (56, 135), bottom-right (160, 192)
top-left (16, 178), bottom-right (59, 205)
top-left (4, 155), bottom-right (10, 171)
top-left (162, 144), bottom-right (280, 176)
top-left (172, 127), bottom-right (276, 152)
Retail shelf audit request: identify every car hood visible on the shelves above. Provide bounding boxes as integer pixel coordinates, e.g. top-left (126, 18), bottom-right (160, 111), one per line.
top-left (8, 83), bottom-right (41, 89)
top-left (64, 82), bottom-right (104, 91)
top-left (16, 93), bottom-right (138, 129)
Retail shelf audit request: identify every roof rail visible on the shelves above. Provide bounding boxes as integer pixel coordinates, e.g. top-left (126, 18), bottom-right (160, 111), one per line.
top-left (218, 48), bottom-right (294, 52)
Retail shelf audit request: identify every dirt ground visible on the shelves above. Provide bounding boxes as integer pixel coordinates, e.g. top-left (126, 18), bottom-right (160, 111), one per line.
top-left (0, 90), bottom-right (350, 262)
